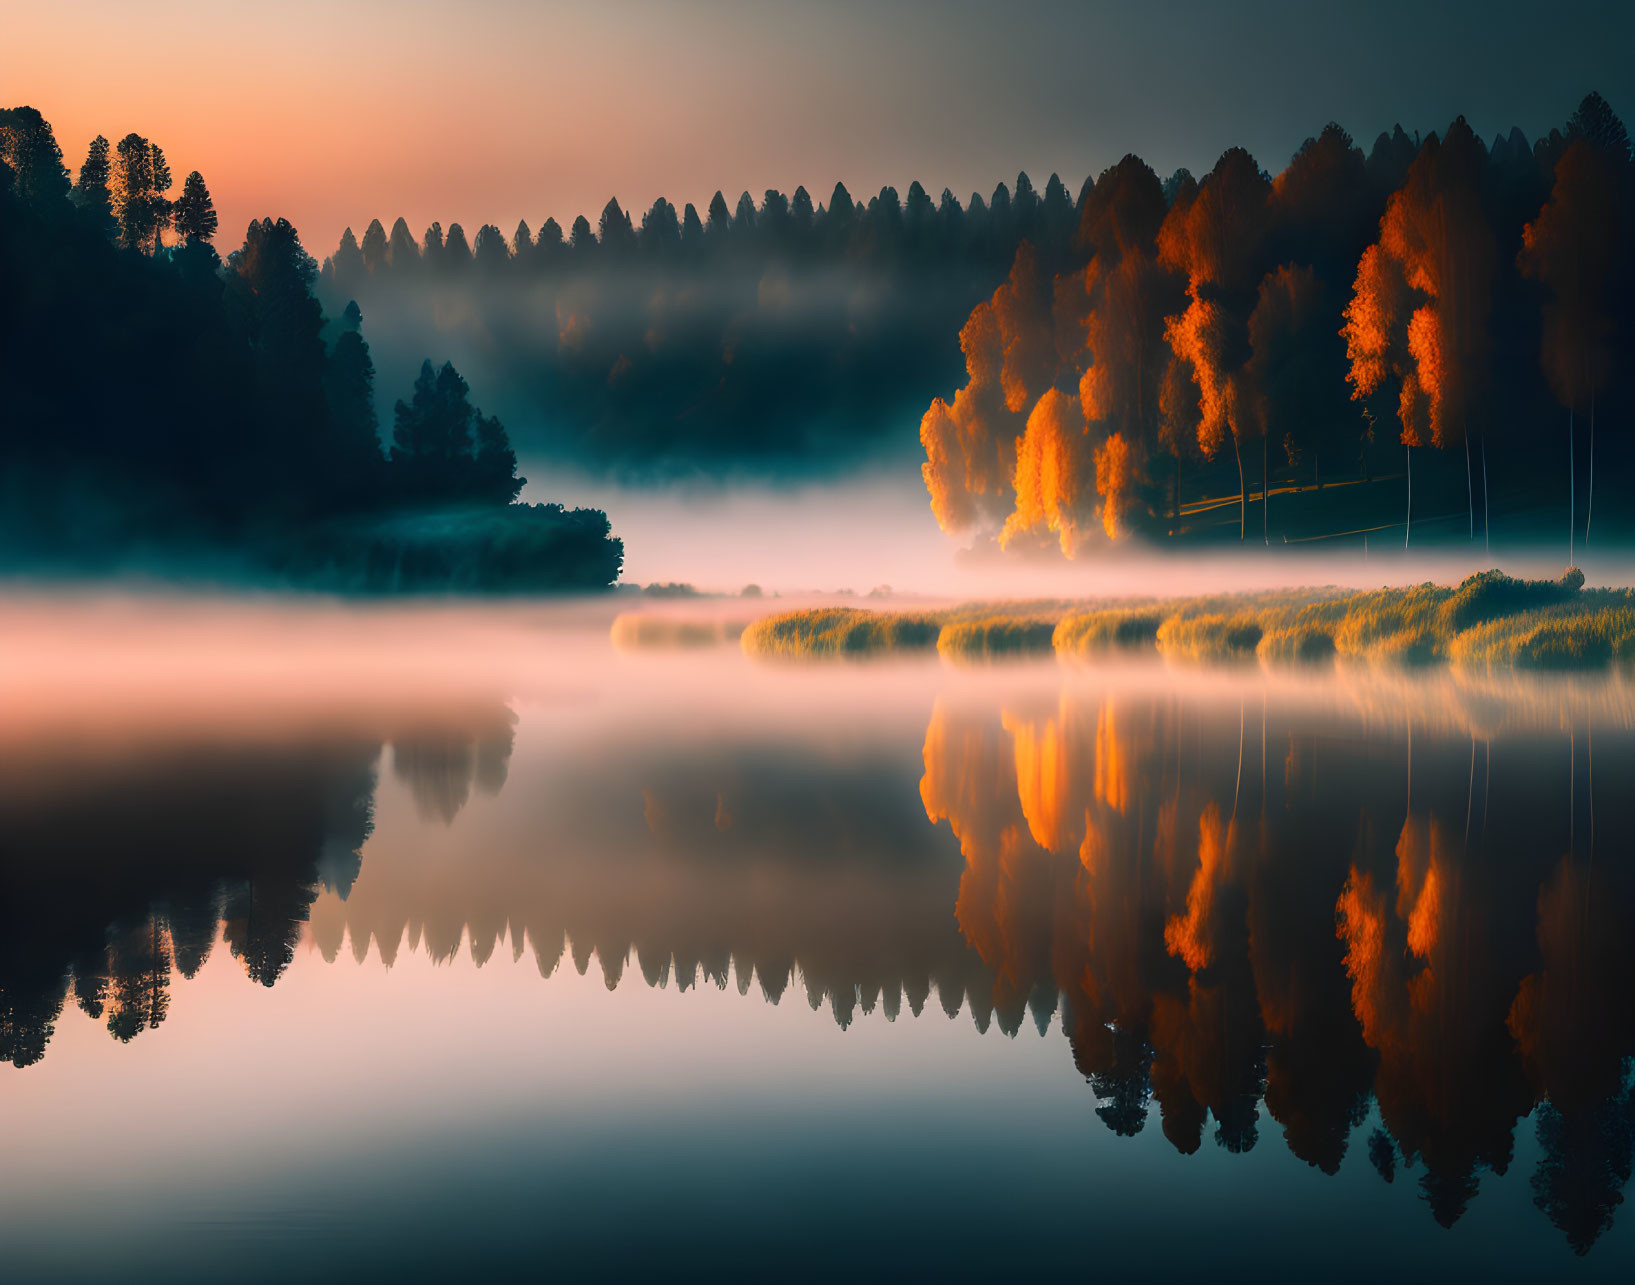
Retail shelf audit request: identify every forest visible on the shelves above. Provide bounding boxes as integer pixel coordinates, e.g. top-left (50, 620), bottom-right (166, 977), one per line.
top-left (924, 94), bottom-right (1635, 557)
top-left (311, 93), bottom-right (1634, 558)
top-left (313, 169), bottom-right (1079, 476)
top-left (0, 107), bottom-right (623, 592)
top-left (7, 94), bottom-right (1633, 575)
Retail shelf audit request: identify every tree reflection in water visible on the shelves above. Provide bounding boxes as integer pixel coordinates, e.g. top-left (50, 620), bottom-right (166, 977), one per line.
top-left (2, 671), bottom-right (1633, 1254)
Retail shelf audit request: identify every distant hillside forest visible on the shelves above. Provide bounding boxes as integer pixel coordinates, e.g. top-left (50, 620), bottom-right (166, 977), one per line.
top-left (924, 94), bottom-right (1635, 558)
top-left (0, 107), bottom-right (623, 592)
top-left (314, 167), bottom-right (1084, 476)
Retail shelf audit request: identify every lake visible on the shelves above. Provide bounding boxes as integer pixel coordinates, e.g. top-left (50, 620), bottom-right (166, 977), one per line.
top-left (2, 597), bottom-right (1632, 1281)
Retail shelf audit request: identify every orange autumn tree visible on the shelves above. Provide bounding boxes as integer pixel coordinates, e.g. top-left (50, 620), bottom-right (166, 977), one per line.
top-left (1158, 148), bottom-right (1273, 541)
top-left (922, 160), bottom-right (1183, 553)
top-left (1344, 119), bottom-right (1494, 547)
top-left (920, 242), bottom-right (1054, 539)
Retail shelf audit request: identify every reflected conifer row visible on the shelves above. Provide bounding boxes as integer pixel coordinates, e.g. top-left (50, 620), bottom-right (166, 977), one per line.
top-left (3, 682), bottom-right (1634, 1252)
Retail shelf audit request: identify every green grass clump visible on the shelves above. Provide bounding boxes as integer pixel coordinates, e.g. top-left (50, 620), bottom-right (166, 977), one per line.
top-left (1324, 583), bottom-right (1453, 661)
top-left (937, 617), bottom-right (1058, 661)
top-left (1156, 612), bottom-right (1264, 662)
top-left (1053, 607), bottom-right (1164, 655)
top-left (1448, 593), bottom-right (1635, 670)
top-left (739, 608), bottom-right (943, 658)
top-left (1437, 567), bottom-right (1584, 633)
top-left (1257, 621), bottom-right (1338, 665)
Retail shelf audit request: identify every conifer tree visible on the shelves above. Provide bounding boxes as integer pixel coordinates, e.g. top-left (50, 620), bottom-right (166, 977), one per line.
top-left (172, 170), bottom-right (218, 245)
top-left (71, 134), bottom-right (116, 236)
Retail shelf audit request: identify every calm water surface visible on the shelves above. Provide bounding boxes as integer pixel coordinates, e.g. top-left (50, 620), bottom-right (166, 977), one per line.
top-left (2, 599), bottom-right (1633, 1281)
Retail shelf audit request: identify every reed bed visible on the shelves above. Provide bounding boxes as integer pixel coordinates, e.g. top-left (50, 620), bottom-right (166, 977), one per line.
top-left (936, 616), bottom-right (1059, 661)
top-left (719, 569), bottom-right (1635, 673)
top-left (737, 607), bottom-right (942, 658)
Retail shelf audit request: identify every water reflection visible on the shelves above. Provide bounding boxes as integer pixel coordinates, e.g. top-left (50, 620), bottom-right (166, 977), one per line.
top-left (3, 661), bottom-right (1634, 1259)
top-left (0, 707), bottom-right (501, 1066)
top-left (923, 684), bottom-right (1635, 1250)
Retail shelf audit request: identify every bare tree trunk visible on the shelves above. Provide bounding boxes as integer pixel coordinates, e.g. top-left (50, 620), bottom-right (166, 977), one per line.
top-left (1404, 443), bottom-right (1412, 550)
top-left (1481, 435), bottom-right (1490, 560)
top-left (1172, 456), bottom-right (1181, 536)
top-left (1262, 435), bottom-right (1269, 546)
top-left (1569, 405), bottom-right (1576, 567)
top-left (1586, 390), bottom-right (1596, 553)
top-left (1463, 423), bottom-right (1474, 541)
top-left (1235, 435), bottom-right (1245, 542)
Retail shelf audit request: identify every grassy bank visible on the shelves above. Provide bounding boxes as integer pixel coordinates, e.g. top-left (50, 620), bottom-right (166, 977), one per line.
top-left (736, 607), bottom-right (944, 658)
top-left (730, 569), bottom-right (1635, 671)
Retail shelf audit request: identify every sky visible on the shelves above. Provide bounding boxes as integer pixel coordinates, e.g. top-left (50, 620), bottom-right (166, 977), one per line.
top-left (10, 0), bottom-right (1635, 262)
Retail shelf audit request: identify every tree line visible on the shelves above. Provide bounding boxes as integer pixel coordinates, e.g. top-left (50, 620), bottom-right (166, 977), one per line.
top-left (0, 106), bottom-right (623, 591)
top-left (313, 173), bottom-right (1089, 478)
top-left (323, 171), bottom-right (1082, 287)
top-left (922, 93), bottom-right (1635, 557)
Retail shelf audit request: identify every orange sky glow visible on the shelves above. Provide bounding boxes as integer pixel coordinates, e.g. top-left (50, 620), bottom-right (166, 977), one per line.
top-left (13, 1), bottom-right (1633, 264)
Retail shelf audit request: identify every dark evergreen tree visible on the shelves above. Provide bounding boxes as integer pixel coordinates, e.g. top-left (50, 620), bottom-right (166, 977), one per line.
top-left (680, 201), bottom-right (704, 248)
top-left (704, 190), bottom-right (732, 250)
top-left (443, 221), bottom-right (473, 271)
top-left (640, 197), bottom-right (680, 254)
top-left (598, 198), bottom-right (635, 254)
top-left (536, 215), bottom-right (564, 264)
top-left (172, 170), bottom-right (218, 245)
top-left (511, 218), bottom-right (534, 264)
top-left (111, 132), bottom-right (160, 250)
top-left (148, 144), bottom-right (173, 249)
top-left (71, 134), bottom-right (115, 237)
top-left (360, 218), bottom-right (388, 272)
top-left (732, 190), bottom-right (757, 241)
top-left (791, 185), bottom-right (815, 238)
top-left (324, 300), bottom-right (384, 501)
top-left (388, 216), bottom-right (419, 268)
top-left (474, 223), bottom-right (510, 272)
top-left (332, 226), bottom-right (364, 288)
top-left (1568, 90), bottom-right (1633, 161)
top-left (474, 412), bottom-right (524, 505)
top-left (421, 220), bottom-right (445, 270)
top-left (0, 106), bottom-right (70, 207)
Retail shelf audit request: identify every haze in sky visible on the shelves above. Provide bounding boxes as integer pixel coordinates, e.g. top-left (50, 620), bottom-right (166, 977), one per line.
top-left (12, 0), bottom-right (1633, 254)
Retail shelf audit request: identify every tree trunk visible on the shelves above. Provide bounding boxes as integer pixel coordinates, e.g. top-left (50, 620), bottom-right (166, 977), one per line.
top-left (1172, 456), bottom-right (1181, 536)
top-left (1569, 405), bottom-right (1576, 567)
top-left (1235, 436), bottom-right (1245, 542)
top-left (1404, 443), bottom-right (1412, 550)
top-left (1586, 390), bottom-right (1596, 553)
top-left (1463, 425), bottom-right (1474, 542)
top-left (1481, 435), bottom-right (1490, 560)
top-left (1262, 435), bottom-right (1269, 546)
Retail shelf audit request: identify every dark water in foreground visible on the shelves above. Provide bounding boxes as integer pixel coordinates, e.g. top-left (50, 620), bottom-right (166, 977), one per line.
top-left (2, 602), bottom-right (1633, 1281)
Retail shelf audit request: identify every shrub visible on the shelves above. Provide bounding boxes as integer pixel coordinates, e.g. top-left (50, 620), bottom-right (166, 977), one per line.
top-left (938, 617), bottom-right (1058, 661)
top-left (1053, 608), bottom-right (1164, 655)
top-left (272, 503), bottom-right (624, 593)
top-left (740, 608), bottom-right (943, 658)
top-left (1156, 612), bottom-right (1264, 663)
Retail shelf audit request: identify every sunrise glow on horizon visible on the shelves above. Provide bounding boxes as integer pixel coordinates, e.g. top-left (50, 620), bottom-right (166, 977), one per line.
top-left (13, 0), bottom-right (1632, 260)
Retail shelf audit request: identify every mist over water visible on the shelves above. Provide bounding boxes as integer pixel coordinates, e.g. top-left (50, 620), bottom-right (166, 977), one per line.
top-left (2, 597), bottom-right (1634, 1278)
top-left (531, 470), bottom-right (1635, 597)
